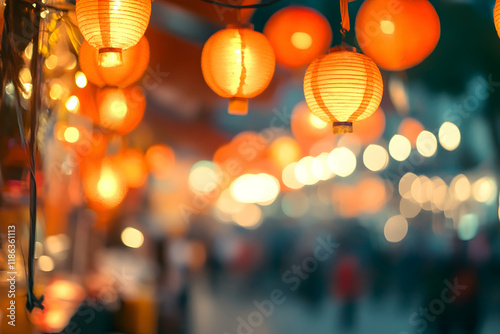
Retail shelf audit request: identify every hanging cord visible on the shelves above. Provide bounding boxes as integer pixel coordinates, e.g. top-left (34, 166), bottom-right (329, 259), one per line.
top-left (26, 1), bottom-right (44, 312)
top-left (340, 0), bottom-right (350, 44)
top-left (199, 0), bottom-right (284, 9)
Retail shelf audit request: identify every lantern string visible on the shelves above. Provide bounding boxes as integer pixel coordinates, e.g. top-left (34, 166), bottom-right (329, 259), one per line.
top-left (199, 0), bottom-right (284, 9)
top-left (340, 0), bottom-right (350, 43)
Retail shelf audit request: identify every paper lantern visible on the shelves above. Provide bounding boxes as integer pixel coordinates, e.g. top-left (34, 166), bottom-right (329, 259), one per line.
top-left (117, 148), bottom-right (148, 188)
top-left (494, 0), bottom-right (500, 39)
top-left (76, 0), bottom-right (151, 67)
top-left (93, 85), bottom-right (146, 134)
top-left (264, 6), bottom-right (332, 68)
top-left (303, 45), bottom-right (383, 134)
top-left (355, 0), bottom-right (440, 71)
top-left (83, 158), bottom-right (128, 210)
top-left (201, 25), bottom-right (275, 115)
top-left (79, 37), bottom-right (150, 88)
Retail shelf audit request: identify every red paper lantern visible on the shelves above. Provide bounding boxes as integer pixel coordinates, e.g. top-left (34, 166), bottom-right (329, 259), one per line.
top-left (79, 37), bottom-right (150, 88)
top-left (264, 6), bottom-right (332, 68)
top-left (201, 25), bottom-right (275, 115)
top-left (355, 0), bottom-right (440, 71)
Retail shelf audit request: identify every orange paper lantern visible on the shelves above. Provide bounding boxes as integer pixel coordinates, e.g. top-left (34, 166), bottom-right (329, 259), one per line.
top-left (355, 0), bottom-right (440, 71)
top-left (83, 158), bottom-right (128, 210)
top-left (76, 0), bottom-right (151, 67)
top-left (79, 37), bottom-right (150, 88)
top-left (264, 6), bottom-right (332, 68)
top-left (201, 25), bottom-right (275, 115)
top-left (495, 0), bottom-right (500, 38)
top-left (303, 45), bottom-right (383, 134)
top-left (93, 86), bottom-right (146, 134)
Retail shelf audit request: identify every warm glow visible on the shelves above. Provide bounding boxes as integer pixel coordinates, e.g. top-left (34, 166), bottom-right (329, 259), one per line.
top-left (304, 46), bottom-right (383, 134)
top-left (83, 159), bottom-right (127, 210)
top-left (282, 162), bottom-right (304, 190)
top-left (189, 161), bottom-right (221, 194)
top-left (50, 83), bottom-right (64, 100)
top-left (389, 135), bottom-right (411, 161)
top-left (380, 20), bottom-right (395, 34)
top-left (63, 127), bottom-right (80, 143)
top-left (439, 122), bottom-right (461, 151)
top-left (308, 113), bottom-right (328, 129)
top-left (97, 168), bottom-right (119, 199)
top-left (327, 147), bottom-right (356, 177)
top-left (264, 6), bottom-right (332, 68)
top-left (400, 198), bottom-right (420, 218)
top-left (315, 152), bottom-right (335, 180)
top-left (431, 177), bottom-right (448, 210)
top-left (295, 156), bottom-right (321, 185)
top-left (45, 55), bottom-right (58, 70)
top-left (230, 173), bottom-right (280, 205)
top-left (399, 172), bottom-right (418, 199)
top-left (145, 144), bottom-right (176, 180)
top-left (416, 130), bottom-right (437, 157)
top-left (355, 0), bottom-right (441, 71)
top-left (472, 177), bottom-right (497, 203)
top-left (121, 227), bottom-right (144, 248)
top-left (384, 215), bottom-right (409, 243)
top-left (79, 37), bottom-right (150, 88)
top-left (270, 137), bottom-right (301, 169)
top-left (39, 255), bottom-right (55, 272)
top-left (291, 32), bottom-right (313, 50)
top-left (96, 86), bottom-right (146, 134)
top-left (119, 149), bottom-right (148, 188)
top-left (451, 174), bottom-right (470, 202)
top-left (75, 71), bottom-right (88, 88)
top-left (201, 27), bottom-right (275, 115)
top-left (76, 0), bottom-right (151, 63)
top-left (363, 144), bottom-right (389, 171)
top-left (232, 204), bottom-right (263, 229)
top-left (65, 95), bottom-right (80, 112)
top-left (411, 175), bottom-right (433, 204)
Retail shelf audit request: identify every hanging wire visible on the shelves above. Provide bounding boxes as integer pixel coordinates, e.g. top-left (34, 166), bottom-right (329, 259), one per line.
top-left (199, 0), bottom-right (284, 9)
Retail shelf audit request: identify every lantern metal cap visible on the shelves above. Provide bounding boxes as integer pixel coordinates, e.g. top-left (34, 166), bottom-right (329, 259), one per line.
top-left (98, 48), bottom-right (123, 67)
top-left (333, 122), bottom-right (353, 134)
top-left (228, 98), bottom-right (249, 116)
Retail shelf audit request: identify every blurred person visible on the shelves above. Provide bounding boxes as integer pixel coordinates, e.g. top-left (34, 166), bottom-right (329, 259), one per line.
top-left (331, 252), bottom-right (363, 332)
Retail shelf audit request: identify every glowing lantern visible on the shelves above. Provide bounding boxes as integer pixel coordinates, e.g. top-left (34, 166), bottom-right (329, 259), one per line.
top-left (355, 0), bottom-right (440, 71)
top-left (303, 45), bottom-right (383, 134)
top-left (145, 144), bottom-right (175, 179)
top-left (495, 0), bottom-right (500, 38)
top-left (117, 149), bottom-right (148, 188)
top-left (264, 6), bottom-right (332, 68)
top-left (83, 158), bottom-right (128, 210)
top-left (79, 37), bottom-right (150, 88)
top-left (92, 85), bottom-right (146, 134)
top-left (75, 0), bottom-right (151, 67)
top-left (201, 25), bottom-right (275, 115)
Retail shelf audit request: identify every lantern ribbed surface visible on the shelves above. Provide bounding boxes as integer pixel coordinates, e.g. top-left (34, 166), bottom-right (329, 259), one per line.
top-left (495, 0), bottom-right (500, 38)
top-left (304, 46), bottom-right (383, 133)
top-left (202, 26), bottom-right (275, 115)
top-left (76, 0), bottom-right (151, 56)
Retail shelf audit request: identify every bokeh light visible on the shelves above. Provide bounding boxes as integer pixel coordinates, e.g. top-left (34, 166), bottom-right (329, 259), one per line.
top-left (457, 213), bottom-right (479, 241)
top-left (121, 227), bottom-right (144, 248)
top-left (439, 122), bottom-right (461, 151)
top-left (230, 173), bottom-right (280, 205)
top-left (416, 130), bottom-right (437, 157)
top-left (450, 174), bottom-right (471, 202)
top-left (282, 162), bottom-right (304, 190)
top-left (472, 177), bottom-right (497, 203)
top-left (384, 215), bottom-right (409, 243)
top-left (189, 161), bottom-right (221, 194)
top-left (363, 144), bottom-right (389, 171)
top-left (327, 147), bottom-right (356, 177)
top-left (232, 204), bottom-right (263, 229)
top-left (389, 135), bottom-right (411, 161)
